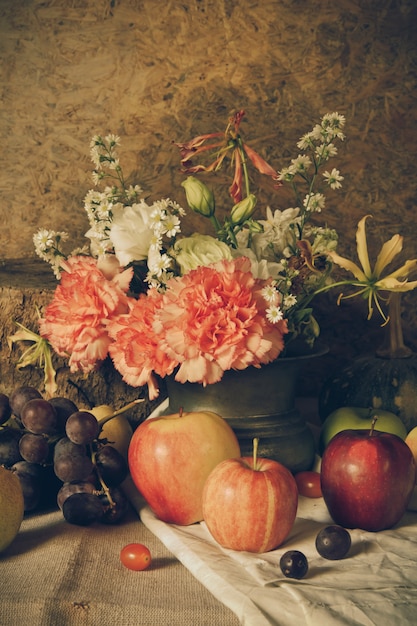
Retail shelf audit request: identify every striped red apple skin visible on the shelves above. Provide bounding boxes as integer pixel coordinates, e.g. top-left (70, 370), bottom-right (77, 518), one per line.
top-left (202, 456), bottom-right (298, 553)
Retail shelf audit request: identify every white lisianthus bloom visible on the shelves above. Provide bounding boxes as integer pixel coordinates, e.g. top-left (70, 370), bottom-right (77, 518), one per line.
top-left (172, 234), bottom-right (232, 274)
top-left (109, 201), bottom-right (155, 265)
top-left (232, 248), bottom-right (283, 280)
top-left (238, 207), bottom-right (301, 262)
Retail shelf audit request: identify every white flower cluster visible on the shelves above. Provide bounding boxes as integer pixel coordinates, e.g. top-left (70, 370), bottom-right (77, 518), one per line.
top-left (33, 115), bottom-right (345, 338)
top-left (33, 229), bottom-right (70, 279)
top-left (85, 136), bottom-right (188, 287)
top-left (110, 197), bottom-right (186, 288)
top-left (233, 112), bottom-right (344, 330)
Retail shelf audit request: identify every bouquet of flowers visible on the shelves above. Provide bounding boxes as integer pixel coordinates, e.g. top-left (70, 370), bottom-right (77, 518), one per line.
top-left (21, 111), bottom-right (417, 400)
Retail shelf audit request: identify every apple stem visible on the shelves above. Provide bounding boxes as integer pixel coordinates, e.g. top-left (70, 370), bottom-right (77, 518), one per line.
top-left (97, 398), bottom-right (144, 428)
top-left (253, 437), bottom-right (259, 470)
top-left (179, 407), bottom-right (183, 417)
top-left (370, 415), bottom-right (378, 436)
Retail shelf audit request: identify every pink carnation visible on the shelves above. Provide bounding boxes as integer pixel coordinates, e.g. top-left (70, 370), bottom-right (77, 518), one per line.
top-left (39, 256), bottom-right (133, 373)
top-left (108, 256), bottom-right (288, 397)
top-left (107, 288), bottom-right (177, 400)
top-left (156, 257), bottom-right (287, 384)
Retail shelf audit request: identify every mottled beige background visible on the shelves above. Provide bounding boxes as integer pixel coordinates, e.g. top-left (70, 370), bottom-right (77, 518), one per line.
top-left (1, 0), bottom-right (416, 406)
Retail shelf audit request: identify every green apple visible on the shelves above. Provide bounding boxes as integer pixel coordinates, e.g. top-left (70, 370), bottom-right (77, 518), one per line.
top-left (319, 406), bottom-right (407, 454)
top-left (0, 465), bottom-right (24, 553)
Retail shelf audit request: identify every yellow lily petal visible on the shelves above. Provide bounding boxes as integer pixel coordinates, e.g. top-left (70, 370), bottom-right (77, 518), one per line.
top-left (356, 215), bottom-right (372, 278)
top-left (7, 327), bottom-right (40, 350)
top-left (376, 276), bottom-right (417, 292)
top-left (43, 346), bottom-right (58, 398)
top-left (328, 250), bottom-right (367, 282)
top-left (383, 258), bottom-right (417, 281)
top-left (374, 233), bottom-right (403, 277)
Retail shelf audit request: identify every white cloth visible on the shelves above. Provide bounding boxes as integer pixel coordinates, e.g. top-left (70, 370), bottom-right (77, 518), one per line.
top-left (138, 498), bottom-right (417, 626)
top-left (131, 398), bottom-right (417, 626)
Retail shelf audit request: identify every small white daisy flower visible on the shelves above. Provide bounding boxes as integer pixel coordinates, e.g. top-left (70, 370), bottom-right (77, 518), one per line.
top-left (323, 168), bottom-right (344, 189)
top-left (266, 306), bottom-right (284, 324)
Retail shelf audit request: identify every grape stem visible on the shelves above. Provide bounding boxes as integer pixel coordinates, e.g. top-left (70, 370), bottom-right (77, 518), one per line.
top-left (90, 445), bottom-right (116, 507)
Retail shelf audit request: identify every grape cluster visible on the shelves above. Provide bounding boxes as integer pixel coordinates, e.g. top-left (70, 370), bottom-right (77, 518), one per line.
top-left (0, 386), bottom-right (130, 526)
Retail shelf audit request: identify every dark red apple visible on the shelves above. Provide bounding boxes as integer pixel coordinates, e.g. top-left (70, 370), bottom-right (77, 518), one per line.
top-left (321, 425), bottom-right (416, 531)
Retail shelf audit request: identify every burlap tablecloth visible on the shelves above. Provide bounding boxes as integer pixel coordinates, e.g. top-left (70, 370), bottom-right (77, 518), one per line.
top-left (0, 492), bottom-right (239, 626)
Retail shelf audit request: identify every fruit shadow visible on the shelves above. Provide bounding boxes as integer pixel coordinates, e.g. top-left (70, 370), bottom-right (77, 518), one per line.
top-left (2, 516), bottom-right (66, 557)
top-left (147, 555), bottom-right (180, 571)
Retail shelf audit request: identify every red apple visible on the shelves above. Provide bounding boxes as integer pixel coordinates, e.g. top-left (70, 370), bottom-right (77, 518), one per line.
top-left (202, 439), bottom-right (298, 552)
top-left (128, 410), bottom-right (240, 525)
top-left (321, 424), bottom-right (416, 532)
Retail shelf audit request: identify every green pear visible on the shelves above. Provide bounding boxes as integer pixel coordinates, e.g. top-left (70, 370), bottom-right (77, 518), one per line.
top-left (0, 465), bottom-right (24, 553)
top-left (89, 405), bottom-right (133, 462)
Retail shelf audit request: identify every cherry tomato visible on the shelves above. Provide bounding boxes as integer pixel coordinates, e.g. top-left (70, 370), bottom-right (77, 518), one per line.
top-left (120, 543), bottom-right (152, 571)
top-left (294, 471), bottom-right (322, 498)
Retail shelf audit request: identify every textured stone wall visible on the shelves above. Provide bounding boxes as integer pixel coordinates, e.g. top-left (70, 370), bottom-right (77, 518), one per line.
top-left (1, 0), bottom-right (416, 403)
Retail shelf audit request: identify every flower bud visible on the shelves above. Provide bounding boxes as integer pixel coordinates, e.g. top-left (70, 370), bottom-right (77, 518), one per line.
top-left (230, 194), bottom-right (257, 225)
top-left (181, 176), bottom-right (215, 218)
top-left (247, 219), bottom-right (264, 233)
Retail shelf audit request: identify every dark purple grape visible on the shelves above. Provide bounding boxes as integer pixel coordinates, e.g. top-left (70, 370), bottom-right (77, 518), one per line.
top-left (53, 436), bottom-right (87, 460)
top-left (95, 445), bottom-right (128, 487)
top-left (13, 460), bottom-right (60, 512)
top-left (66, 411), bottom-right (100, 445)
top-left (12, 461), bottom-right (42, 512)
top-left (0, 427), bottom-right (23, 466)
top-left (100, 486), bottom-right (129, 524)
top-left (11, 460), bottom-right (43, 479)
top-left (57, 481), bottom-right (96, 510)
top-left (19, 433), bottom-right (50, 464)
top-left (280, 550), bottom-right (309, 579)
top-left (49, 397), bottom-right (78, 433)
top-left (54, 452), bottom-right (94, 483)
top-left (62, 492), bottom-right (103, 526)
top-left (315, 525), bottom-right (351, 560)
top-left (9, 386), bottom-right (42, 419)
top-left (38, 464), bottom-right (62, 509)
top-left (20, 398), bottom-right (58, 436)
top-left (0, 393), bottom-right (11, 425)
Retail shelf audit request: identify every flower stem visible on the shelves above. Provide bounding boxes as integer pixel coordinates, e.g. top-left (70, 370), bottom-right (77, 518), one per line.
top-left (237, 139), bottom-right (251, 199)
